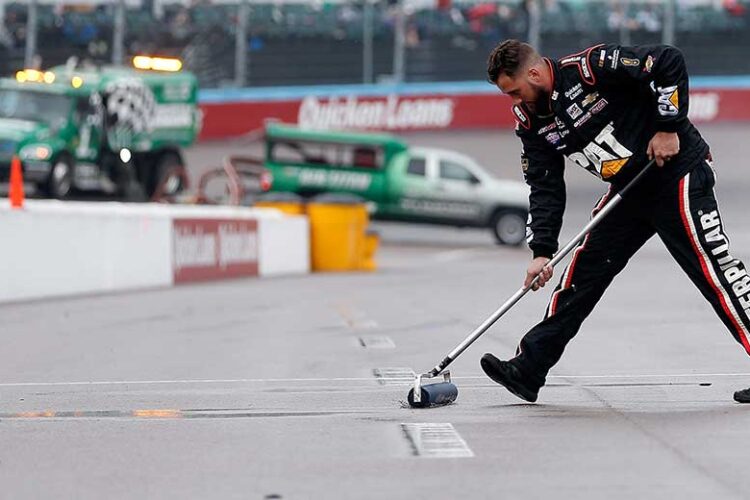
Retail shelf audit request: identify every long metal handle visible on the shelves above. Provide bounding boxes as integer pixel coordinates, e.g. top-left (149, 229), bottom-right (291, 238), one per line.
top-left (424, 159), bottom-right (657, 378)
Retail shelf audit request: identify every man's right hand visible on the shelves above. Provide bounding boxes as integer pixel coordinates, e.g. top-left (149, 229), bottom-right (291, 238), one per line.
top-left (525, 257), bottom-right (553, 291)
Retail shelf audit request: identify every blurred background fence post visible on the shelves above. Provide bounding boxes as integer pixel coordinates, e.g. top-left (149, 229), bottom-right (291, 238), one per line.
top-left (112, 0), bottom-right (126, 65)
top-left (24, 0), bottom-right (38, 68)
top-left (235, 0), bottom-right (249, 87)
top-left (392, 0), bottom-right (406, 83)
top-left (0, 1), bottom-right (5, 34)
top-left (528, 0), bottom-right (541, 53)
top-left (618, 1), bottom-right (631, 45)
top-left (363, 0), bottom-right (374, 84)
top-left (663, 0), bottom-right (676, 45)
top-left (152, 0), bottom-right (164, 19)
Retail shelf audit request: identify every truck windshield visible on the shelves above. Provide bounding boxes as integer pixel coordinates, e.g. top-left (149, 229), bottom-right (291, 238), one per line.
top-left (0, 89), bottom-right (71, 130)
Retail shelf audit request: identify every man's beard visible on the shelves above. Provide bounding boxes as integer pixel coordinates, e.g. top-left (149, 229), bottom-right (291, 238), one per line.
top-left (526, 84), bottom-right (551, 116)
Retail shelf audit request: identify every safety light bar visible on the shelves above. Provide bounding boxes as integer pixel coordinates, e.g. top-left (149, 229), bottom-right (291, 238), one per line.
top-left (132, 56), bottom-right (183, 72)
top-left (15, 69), bottom-right (56, 84)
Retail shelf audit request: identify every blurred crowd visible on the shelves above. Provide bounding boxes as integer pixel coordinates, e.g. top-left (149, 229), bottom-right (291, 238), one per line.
top-left (0, 0), bottom-right (747, 87)
top-left (1, 0), bottom-right (748, 55)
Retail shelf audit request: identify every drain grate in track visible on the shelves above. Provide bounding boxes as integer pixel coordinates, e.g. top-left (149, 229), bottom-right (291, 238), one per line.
top-left (359, 335), bottom-right (396, 349)
top-left (373, 367), bottom-right (415, 385)
top-left (401, 423), bottom-right (474, 458)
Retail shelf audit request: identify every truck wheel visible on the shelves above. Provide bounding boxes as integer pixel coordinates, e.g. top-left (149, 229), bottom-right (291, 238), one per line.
top-left (44, 154), bottom-right (75, 199)
top-left (491, 210), bottom-right (526, 246)
top-left (151, 152), bottom-right (185, 198)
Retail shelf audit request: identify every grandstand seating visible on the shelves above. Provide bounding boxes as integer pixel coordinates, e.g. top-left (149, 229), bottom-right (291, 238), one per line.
top-left (1, 1), bottom-right (748, 87)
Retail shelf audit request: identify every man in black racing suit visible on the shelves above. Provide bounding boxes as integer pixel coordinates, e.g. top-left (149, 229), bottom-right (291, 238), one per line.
top-left (480, 39), bottom-right (750, 403)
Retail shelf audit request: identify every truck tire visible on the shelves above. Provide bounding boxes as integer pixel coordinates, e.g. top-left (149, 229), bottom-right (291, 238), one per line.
top-left (43, 154), bottom-right (75, 199)
top-left (151, 152), bottom-right (185, 198)
top-left (491, 210), bottom-right (526, 246)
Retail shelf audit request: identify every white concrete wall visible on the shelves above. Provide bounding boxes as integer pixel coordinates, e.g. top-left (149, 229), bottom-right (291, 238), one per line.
top-left (259, 216), bottom-right (310, 277)
top-left (0, 200), bottom-right (309, 304)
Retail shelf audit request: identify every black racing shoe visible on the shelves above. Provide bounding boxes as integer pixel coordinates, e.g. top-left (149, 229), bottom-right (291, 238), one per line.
top-left (480, 353), bottom-right (539, 403)
top-left (734, 388), bottom-right (750, 403)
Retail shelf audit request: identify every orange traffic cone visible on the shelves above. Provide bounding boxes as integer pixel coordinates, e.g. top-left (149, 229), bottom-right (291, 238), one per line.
top-left (9, 155), bottom-right (24, 209)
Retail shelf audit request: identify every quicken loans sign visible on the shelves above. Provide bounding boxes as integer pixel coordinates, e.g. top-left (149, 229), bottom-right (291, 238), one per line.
top-left (297, 95), bottom-right (455, 131)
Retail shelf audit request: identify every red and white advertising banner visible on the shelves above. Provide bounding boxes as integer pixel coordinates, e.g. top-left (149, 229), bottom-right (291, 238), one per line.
top-left (199, 88), bottom-right (750, 140)
top-left (172, 218), bottom-right (259, 284)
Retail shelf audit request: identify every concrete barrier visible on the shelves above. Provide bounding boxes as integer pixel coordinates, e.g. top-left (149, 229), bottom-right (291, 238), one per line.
top-left (0, 200), bottom-right (309, 303)
top-left (257, 216), bottom-right (309, 277)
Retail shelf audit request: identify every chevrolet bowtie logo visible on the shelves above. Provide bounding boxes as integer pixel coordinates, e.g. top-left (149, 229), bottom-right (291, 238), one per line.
top-left (581, 92), bottom-right (599, 107)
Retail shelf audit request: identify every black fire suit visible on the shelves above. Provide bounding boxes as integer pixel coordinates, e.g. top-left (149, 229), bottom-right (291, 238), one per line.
top-left (511, 44), bottom-right (750, 389)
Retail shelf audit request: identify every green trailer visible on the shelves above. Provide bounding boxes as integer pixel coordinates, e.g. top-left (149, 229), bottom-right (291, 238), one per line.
top-left (261, 123), bottom-right (530, 245)
top-left (0, 57), bottom-right (200, 199)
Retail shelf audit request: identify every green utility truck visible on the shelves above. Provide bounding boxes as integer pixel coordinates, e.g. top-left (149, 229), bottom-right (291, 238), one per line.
top-left (0, 58), bottom-right (200, 199)
top-left (262, 123), bottom-right (530, 245)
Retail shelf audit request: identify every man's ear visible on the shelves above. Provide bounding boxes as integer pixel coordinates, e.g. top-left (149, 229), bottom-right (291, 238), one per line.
top-left (527, 66), bottom-right (542, 83)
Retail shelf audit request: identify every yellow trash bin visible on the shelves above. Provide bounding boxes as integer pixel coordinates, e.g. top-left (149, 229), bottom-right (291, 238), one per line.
top-left (307, 195), bottom-right (369, 272)
top-left (254, 192), bottom-right (306, 215)
top-left (361, 230), bottom-right (379, 271)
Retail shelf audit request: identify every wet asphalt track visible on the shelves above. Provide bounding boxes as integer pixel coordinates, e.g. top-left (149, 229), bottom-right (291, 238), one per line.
top-left (2, 124), bottom-right (750, 499)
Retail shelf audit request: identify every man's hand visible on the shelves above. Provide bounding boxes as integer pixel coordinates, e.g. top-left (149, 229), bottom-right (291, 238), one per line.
top-left (647, 132), bottom-right (680, 167)
top-left (525, 257), bottom-right (553, 291)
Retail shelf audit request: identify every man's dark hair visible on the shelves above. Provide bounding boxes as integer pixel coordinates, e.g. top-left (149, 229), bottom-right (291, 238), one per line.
top-left (486, 39), bottom-right (540, 84)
